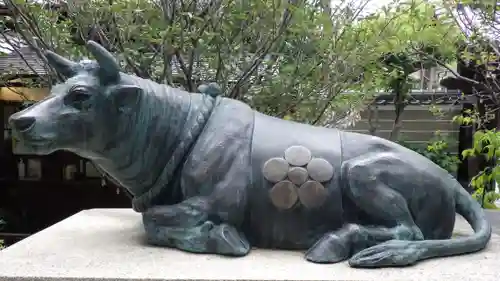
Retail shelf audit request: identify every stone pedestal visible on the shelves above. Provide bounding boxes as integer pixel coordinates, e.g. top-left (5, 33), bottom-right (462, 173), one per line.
top-left (0, 208), bottom-right (498, 281)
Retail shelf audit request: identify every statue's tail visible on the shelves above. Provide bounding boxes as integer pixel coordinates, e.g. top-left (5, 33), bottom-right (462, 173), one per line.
top-left (416, 179), bottom-right (491, 260)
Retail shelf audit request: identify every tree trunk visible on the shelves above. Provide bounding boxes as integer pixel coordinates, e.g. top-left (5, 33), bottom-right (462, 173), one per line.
top-left (389, 79), bottom-right (408, 141)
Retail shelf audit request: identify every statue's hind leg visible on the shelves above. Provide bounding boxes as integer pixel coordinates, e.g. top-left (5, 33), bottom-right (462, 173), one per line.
top-left (306, 154), bottom-right (428, 266)
top-left (343, 155), bottom-right (424, 241)
top-left (339, 154), bottom-right (428, 267)
top-left (305, 223), bottom-right (420, 263)
top-left (348, 174), bottom-right (457, 268)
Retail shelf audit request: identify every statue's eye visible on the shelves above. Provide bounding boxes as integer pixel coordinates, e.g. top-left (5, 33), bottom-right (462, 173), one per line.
top-left (65, 87), bottom-right (92, 110)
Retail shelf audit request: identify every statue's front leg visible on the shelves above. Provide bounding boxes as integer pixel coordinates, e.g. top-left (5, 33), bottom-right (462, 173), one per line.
top-left (142, 196), bottom-right (251, 256)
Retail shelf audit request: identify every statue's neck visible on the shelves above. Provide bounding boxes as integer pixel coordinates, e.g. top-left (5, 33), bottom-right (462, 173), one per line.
top-left (93, 78), bottom-right (216, 211)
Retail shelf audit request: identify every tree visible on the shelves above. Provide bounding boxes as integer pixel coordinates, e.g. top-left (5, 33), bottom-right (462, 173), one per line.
top-left (432, 1), bottom-right (500, 207)
top-left (0, 0), bottom-right (364, 124)
top-left (0, 0), bottom-right (459, 126)
top-left (349, 0), bottom-right (463, 140)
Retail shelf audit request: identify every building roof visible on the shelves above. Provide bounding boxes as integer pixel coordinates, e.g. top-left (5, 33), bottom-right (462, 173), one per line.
top-left (0, 30), bottom-right (27, 53)
top-left (0, 0), bottom-right (64, 77)
top-left (0, 28), bottom-right (46, 77)
top-left (0, 46), bottom-right (47, 77)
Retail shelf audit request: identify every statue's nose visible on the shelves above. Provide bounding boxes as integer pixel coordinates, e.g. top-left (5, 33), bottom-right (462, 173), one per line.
top-left (10, 116), bottom-right (36, 132)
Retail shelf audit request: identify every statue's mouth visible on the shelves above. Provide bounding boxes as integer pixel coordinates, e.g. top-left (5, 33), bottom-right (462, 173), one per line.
top-left (12, 135), bottom-right (55, 156)
top-left (12, 133), bottom-right (53, 148)
top-left (26, 139), bottom-right (52, 147)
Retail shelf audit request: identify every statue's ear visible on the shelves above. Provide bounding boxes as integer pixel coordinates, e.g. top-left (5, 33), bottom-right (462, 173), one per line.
top-left (108, 85), bottom-right (142, 114)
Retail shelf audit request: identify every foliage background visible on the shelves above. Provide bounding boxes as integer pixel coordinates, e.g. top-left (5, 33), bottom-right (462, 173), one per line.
top-left (5, 0), bottom-right (500, 209)
top-left (0, 0), bottom-right (462, 126)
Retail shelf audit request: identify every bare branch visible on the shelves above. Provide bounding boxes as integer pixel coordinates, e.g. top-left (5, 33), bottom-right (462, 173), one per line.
top-left (228, 0), bottom-right (299, 99)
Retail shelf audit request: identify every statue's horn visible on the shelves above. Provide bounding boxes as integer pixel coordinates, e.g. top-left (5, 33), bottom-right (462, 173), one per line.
top-left (86, 40), bottom-right (120, 81)
top-left (44, 50), bottom-right (79, 78)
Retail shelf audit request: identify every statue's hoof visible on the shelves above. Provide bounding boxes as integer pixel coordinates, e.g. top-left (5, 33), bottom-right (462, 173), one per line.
top-left (348, 240), bottom-right (422, 268)
top-left (305, 234), bottom-right (350, 264)
top-left (211, 224), bottom-right (251, 257)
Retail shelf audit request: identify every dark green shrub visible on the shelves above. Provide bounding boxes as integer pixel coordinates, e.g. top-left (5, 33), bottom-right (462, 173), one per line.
top-left (398, 133), bottom-right (460, 175)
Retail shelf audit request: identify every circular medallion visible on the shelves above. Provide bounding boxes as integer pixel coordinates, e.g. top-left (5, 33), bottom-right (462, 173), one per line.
top-left (269, 180), bottom-right (299, 210)
top-left (284, 145), bottom-right (312, 166)
top-left (306, 158), bottom-right (334, 182)
top-left (287, 166), bottom-right (309, 185)
top-left (298, 180), bottom-right (328, 209)
top-left (262, 157), bottom-right (289, 183)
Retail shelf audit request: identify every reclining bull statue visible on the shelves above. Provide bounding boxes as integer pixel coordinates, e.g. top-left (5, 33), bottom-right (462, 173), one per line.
top-left (9, 41), bottom-right (491, 268)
